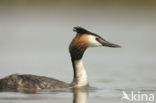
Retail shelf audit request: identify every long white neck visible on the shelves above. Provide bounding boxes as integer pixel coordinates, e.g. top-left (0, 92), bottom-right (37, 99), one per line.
top-left (72, 59), bottom-right (88, 87)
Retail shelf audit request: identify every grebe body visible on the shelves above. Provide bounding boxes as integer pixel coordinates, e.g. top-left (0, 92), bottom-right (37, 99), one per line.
top-left (0, 27), bottom-right (120, 92)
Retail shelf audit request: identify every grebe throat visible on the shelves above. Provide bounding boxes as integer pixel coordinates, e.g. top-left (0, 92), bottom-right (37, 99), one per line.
top-left (72, 59), bottom-right (88, 87)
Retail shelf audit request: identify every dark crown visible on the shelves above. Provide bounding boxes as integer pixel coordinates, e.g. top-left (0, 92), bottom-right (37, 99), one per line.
top-left (73, 26), bottom-right (93, 34)
top-left (73, 26), bottom-right (105, 40)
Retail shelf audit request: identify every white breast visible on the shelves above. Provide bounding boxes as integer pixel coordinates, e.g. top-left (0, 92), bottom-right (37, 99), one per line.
top-left (73, 59), bottom-right (88, 87)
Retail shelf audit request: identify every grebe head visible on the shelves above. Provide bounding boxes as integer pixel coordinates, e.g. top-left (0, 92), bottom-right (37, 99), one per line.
top-left (69, 27), bottom-right (120, 60)
top-left (72, 26), bottom-right (120, 48)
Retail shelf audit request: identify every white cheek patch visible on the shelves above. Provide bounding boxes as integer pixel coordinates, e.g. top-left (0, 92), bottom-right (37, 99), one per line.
top-left (88, 35), bottom-right (102, 47)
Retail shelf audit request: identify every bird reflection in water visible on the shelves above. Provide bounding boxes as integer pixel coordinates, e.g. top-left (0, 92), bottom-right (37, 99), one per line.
top-left (72, 87), bottom-right (88, 103)
top-left (0, 87), bottom-right (89, 103)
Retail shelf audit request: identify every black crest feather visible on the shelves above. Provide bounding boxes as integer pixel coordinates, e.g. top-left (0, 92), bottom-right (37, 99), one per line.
top-left (73, 26), bottom-right (105, 41)
top-left (73, 26), bottom-right (93, 34)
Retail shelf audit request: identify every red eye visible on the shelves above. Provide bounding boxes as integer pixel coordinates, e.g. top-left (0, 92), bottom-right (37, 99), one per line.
top-left (96, 38), bottom-right (99, 41)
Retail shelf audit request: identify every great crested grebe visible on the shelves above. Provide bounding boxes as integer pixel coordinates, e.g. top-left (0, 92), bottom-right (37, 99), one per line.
top-left (0, 27), bottom-right (120, 92)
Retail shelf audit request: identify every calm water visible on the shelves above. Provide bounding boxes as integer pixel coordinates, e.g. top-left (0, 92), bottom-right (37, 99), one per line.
top-left (0, 1), bottom-right (156, 103)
